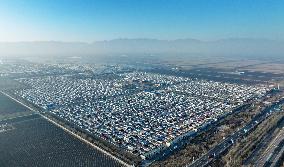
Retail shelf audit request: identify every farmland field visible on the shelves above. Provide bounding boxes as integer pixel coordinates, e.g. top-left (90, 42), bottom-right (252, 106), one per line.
top-left (0, 114), bottom-right (122, 167)
top-left (0, 92), bottom-right (32, 120)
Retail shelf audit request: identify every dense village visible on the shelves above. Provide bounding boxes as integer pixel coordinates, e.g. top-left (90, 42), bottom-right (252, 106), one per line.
top-left (15, 71), bottom-right (269, 157)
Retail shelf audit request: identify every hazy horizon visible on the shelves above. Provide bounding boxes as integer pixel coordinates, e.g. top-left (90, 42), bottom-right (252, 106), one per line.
top-left (0, 38), bottom-right (283, 60)
top-left (1, 0), bottom-right (284, 59)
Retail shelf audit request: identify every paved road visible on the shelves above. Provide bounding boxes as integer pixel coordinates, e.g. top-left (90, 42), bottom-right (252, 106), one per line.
top-left (188, 98), bottom-right (284, 167)
top-left (270, 142), bottom-right (284, 167)
top-left (0, 91), bottom-right (132, 167)
top-left (255, 127), bottom-right (284, 167)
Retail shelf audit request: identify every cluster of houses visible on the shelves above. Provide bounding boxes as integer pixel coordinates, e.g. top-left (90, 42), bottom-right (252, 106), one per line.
top-left (15, 71), bottom-right (269, 157)
top-left (0, 123), bottom-right (13, 133)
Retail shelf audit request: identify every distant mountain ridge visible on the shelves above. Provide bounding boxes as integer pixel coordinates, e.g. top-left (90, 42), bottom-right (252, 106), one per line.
top-left (0, 38), bottom-right (283, 58)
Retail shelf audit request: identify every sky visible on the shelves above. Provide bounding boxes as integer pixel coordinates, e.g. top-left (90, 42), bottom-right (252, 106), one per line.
top-left (0, 0), bottom-right (283, 42)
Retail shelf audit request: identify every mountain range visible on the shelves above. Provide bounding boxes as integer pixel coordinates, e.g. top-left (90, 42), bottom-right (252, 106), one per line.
top-left (0, 38), bottom-right (283, 58)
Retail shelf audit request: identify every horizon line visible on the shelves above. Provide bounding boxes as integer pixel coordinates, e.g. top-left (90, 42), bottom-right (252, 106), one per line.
top-left (0, 37), bottom-right (282, 44)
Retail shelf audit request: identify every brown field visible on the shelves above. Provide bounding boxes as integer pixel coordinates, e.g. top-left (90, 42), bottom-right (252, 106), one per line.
top-left (200, 60), bottom-right (264, 69)
top-left (242, 63), bottom-right (284, 74)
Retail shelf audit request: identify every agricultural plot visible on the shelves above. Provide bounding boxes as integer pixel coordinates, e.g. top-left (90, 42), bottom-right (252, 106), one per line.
top-left (0, 78), bottom-right (27, 91)
top-left (0, 92), bottom-right (32, 120)
top-left (0, 115), bottom-right (122, 167)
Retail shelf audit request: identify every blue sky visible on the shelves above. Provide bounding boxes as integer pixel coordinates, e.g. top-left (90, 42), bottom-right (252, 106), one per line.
top-left (0, 0), bottom-right (283, 42)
